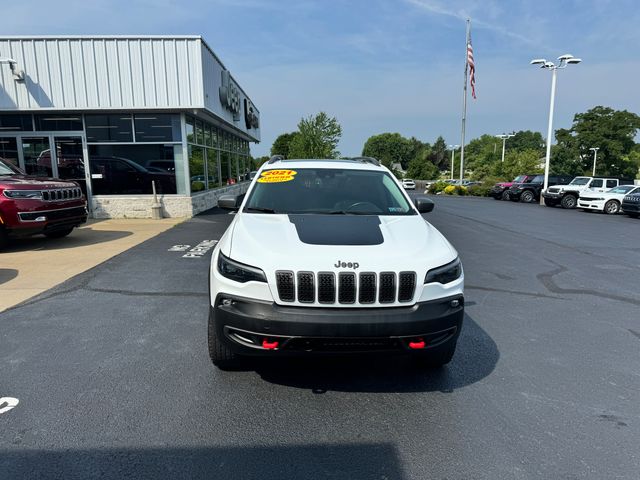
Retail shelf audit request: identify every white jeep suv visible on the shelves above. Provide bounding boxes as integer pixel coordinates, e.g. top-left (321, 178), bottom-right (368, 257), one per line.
top-left (208, 156), bottom-right (464, 369)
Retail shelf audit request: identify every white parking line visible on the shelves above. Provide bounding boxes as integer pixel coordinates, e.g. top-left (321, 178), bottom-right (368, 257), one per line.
top-left (0, 397), bottom-right (19, 415)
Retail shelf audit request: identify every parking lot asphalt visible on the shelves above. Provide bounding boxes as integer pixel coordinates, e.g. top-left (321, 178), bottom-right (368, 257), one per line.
top-left (1, 196), bottom-right (639, 479)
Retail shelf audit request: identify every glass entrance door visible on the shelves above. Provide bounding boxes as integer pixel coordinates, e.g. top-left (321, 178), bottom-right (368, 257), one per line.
top-left (21, 136), bottom-right (52, 177)
top-left (54, 136), bottom-right (87, 195)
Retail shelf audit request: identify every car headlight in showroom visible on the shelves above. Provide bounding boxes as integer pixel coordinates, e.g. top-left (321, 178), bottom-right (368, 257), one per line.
top-left (217, 252), bottom-right (267, 283)
top-left (425, 258), bottom-right (462, 284)
top-left (3, 189), bottom-right (43, 199)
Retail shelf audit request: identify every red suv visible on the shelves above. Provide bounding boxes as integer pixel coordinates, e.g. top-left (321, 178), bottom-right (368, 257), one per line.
top-left (0, 159), bottom-right (87, 249)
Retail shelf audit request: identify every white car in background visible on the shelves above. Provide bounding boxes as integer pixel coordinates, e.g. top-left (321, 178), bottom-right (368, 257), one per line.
top-left (402, 178), bottom-right (416, 190)
top-left (578, 184), bottom-right (640, 214)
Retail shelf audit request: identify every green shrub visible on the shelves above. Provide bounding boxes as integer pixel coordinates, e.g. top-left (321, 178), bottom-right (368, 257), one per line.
top-left (443, 185), bottom-right (468, 195)
top-left (467, 184), bottom-right (492, 197)
top-left (428, 181), bottom-right (449, 194)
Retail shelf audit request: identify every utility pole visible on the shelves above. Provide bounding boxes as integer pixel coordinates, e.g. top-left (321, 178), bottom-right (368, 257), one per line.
top-left (589, 147), bottom-right (599, 176)
top-left (496, 134), bottom-right (514, 162)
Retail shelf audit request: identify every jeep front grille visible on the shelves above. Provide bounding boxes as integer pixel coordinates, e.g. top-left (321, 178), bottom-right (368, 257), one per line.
top-left (297, 272), bottom-right (315, 303)
top-left (275, 270), bottom-right (416, 305)
top-left (42, 188), bottom-right (83, 202)
top-left (275, 271), bottom-right (295, 302)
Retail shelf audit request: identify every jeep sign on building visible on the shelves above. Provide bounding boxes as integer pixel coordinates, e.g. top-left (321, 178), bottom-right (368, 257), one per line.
top-left (0, 35), bottom-right (260, 218)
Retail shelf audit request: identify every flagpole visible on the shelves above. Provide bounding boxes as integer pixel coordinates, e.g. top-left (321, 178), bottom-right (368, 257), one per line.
top-left (459, 19), bottom-right (470, 183)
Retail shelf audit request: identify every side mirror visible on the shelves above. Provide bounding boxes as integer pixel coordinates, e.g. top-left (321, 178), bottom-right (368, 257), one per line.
top-left (413, 196), bottom-right (435, 213)
top-left (218, 194), bottom-right (243, 210)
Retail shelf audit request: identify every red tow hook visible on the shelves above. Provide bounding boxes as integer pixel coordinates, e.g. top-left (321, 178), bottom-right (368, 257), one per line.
top-left (262, 338), bottom-right (279, 350)
top-left (408, 338), bottom-right (426, 349)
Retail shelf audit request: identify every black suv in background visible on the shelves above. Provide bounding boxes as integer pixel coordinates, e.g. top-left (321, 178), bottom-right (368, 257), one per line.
top-left (622, 191), bottom-right (640, 218)
top-left (508, 175), bottom-right (574, 203)
top-left (489, 174), bottom-right (539, 200)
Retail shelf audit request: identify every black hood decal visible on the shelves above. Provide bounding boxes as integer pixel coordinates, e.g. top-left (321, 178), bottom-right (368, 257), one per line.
top-left (288, 215), bottom-right (383, 245)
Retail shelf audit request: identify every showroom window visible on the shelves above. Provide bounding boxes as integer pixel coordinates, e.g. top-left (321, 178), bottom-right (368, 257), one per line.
top-left (88, 144), bottom-right (183, 195)
top-left (0, 137), bottom-right (20, 169)
top-left (206, 149), bottom-right (219, 189)
top-left (134, 114), bottom-right (181, 142)
top-left (85, 114), bottom-right (133, 142)
top-left (189, 145), bottom-right (206, 192)
top-left (0, 114), bottom-right (33, 131)
top-left (35, 114), bottom-right (83, 131)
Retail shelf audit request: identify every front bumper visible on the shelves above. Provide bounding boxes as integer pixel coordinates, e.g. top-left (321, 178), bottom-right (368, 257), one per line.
top-left (489, 188), bottom-right (506, 199)
top-left (542, 191), bottom-right (562, 200)
top-left (6, 205), bottom-right (87, 237)
top-left (578, 199), bottom-right (604, 211)
top-left (212, 293), bottom-right (464, 355)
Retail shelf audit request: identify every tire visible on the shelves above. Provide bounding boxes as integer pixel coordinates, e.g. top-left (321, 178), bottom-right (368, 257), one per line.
top-left (604, 200), bottom-right (620, 215)
top-left (208, 308), bottom-right (241, 369)
top-left (544, 198), bottom-right (558, 207)
top-left (561, 194), bottom-right (577, 209)
top-left (520, 190), bottom-right (535, 203)
top-left (44, 227), bottom-right (74, 239)
top-left (411, 342), bottom-right (456, 369)
top-left (500, 190), bottom-right (510, 201)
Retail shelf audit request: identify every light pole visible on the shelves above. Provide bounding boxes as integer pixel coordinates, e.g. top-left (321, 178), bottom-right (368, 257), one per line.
top-left (448, 144), bottom-right (459, 180)
top-left (589, 147), bottom-right (599, 176)
top-left (496, 134), bottom-right (515, 163)
top-left (530, 54), bottom-right (581, 204)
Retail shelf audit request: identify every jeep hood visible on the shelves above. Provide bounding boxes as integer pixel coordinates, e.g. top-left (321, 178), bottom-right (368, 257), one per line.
top-left (0, 175), bottom-right (79, 189)
top-left (224, 213), bottom-right (457, 273)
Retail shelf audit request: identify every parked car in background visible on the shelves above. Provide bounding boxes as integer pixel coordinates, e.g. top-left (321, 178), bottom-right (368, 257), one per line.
top-left (542, 176), bottom-right (632, 209)
top-left (0, 158), bottom-right (87, 249)
top-left (508, 175), bottom-right (574, 203)
top-left (579, 185), bottom-right (640, 214)
top-left (621, 190), bottom-right (640, 218)
top-left (402, 178), bottom-right (416, 190)
top-left (489, 174), bottom-right (539, 200)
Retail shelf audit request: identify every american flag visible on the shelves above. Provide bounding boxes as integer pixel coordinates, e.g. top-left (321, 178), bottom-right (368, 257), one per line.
top-left (467, 35), bottom-right (476, 99)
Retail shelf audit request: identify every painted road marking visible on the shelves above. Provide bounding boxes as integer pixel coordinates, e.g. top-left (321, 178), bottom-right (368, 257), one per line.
top-left (168, 245), bottom-right (191, 252)
top-left (0, 397), bottom-right (19, 415)
top-left (182, 240), bottom-right (218, 259)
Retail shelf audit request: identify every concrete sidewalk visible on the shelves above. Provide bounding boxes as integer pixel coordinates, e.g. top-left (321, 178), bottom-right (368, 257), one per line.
top-left (0, 218), bottom-right (183, 312)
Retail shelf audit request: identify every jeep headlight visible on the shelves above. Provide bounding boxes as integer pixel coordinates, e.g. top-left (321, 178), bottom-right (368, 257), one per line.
top-left (425, 258), bottom-right (462, 284)
top-left (217, 252), bottom-right (267, 283)
top-left (3, 189), bottom-right (43, 199)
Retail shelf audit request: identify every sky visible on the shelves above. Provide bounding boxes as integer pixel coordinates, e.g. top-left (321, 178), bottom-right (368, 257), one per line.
top-left (2, 0), bottom-right (640, 157)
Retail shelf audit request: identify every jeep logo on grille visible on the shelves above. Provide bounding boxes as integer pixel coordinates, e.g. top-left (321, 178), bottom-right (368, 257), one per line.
top-left (335, 260), bottom-right (359, 269)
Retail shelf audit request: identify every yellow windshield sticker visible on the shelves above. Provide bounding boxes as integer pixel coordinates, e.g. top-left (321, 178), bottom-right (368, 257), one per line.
top-left (258, 169), bottom-right (297, 183)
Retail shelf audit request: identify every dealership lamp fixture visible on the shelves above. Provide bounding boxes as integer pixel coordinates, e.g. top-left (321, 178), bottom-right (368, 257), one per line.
top-left (589, 147), bottom-right (600, 176)
top-left (495, 134), bottom-right (515, 163)
top-left (0, 56), bottom-right (25, 81)
top-left (448, 144), bottom-right (460, 180)
top-left (530, 54), bottom-right (581, 204)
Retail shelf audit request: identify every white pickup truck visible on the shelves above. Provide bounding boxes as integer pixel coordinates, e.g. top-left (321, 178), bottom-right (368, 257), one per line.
top-left (542, 176), bottom-right (631, 209)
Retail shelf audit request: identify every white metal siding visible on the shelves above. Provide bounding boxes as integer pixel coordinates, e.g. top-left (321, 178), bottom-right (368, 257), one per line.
top-left (0, 37), bottom-right (203, 110)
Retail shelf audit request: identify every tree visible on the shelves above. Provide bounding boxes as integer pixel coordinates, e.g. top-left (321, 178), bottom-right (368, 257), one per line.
top-left (508, 130), bottom-right (545, 154)
top-left (362, 133), bottom-right (413, 169)
top-left (492, 149), bottom-right (543, 179)
top-left (288, 112), bottom-right (342, 159)
top-left (554, 106), bottom-right (640, 178)
top-left (406, 154), bottom-right (439, 180)
top-left (270, 132), bottom-right (298, 158)
top-left (428, 136), bottom-right (448, 171)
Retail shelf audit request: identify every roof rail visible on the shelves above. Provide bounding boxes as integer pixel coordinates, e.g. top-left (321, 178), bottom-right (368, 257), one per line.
top-left (349, 156), bottom-right (380, 166)
top-left (267, 155), bottom-right (285, 164)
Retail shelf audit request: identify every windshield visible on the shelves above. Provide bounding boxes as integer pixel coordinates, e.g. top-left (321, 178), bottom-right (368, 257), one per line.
top-left (569, 177), bottom-right (590, 186)
top-left (244, 168), bottom-right (414, 215)
top-left (609, 185), bottom-right (634, 194)
top-left (0, 158), bottom-right (21, 175)
top-left (513, 175), bottom-right (525, 183)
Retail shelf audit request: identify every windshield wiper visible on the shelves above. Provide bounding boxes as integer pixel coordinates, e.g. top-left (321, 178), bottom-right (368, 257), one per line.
top-left (326, 210), bottom-right (375, 215)
top-left (244, 206), bottom-right (277, 214)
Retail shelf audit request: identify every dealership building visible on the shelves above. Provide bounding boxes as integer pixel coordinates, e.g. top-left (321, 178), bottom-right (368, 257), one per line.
top-left (0, 35), bottom-right (260, 217)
